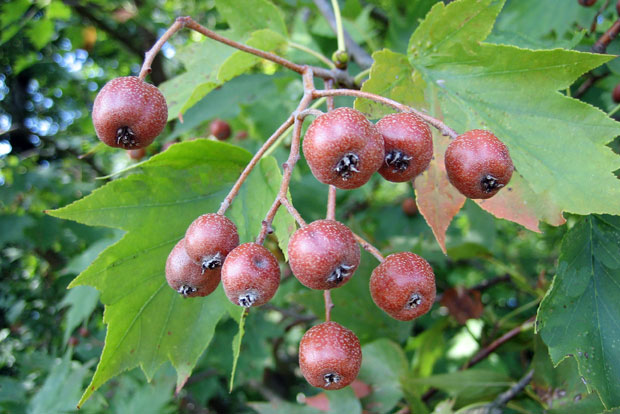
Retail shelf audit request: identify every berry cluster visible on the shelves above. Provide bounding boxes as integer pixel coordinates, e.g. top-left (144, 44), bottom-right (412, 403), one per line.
top-left (92, 73), bottom-right (514, 391)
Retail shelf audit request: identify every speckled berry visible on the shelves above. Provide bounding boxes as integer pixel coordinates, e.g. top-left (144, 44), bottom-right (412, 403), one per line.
top-left (370, 252), bottom-right (435, 321)
top-left (288, 220), bottom-right (360, 290)
top-left (165, 239), bottom-right (221, 298)
top-left (184, 214), bottom-right (239, 271)
top-left (209, 119), bottom-right (231, 140)
top-left (302, 107), bottom-right (384, 189)
top-left (299, 321), bottom-right (362, 390)
top-left (92, 76), bottom-right (168, 149)
top-left (444, 129), bottom-right (514, 199)
top-left (221, 242), bottom-right (280, 307)
top-left (376, 113), bottom-right (433, 182)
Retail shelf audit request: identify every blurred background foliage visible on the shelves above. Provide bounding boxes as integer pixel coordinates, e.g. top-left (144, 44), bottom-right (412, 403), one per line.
top-left (1, 0), bottom-right (619, 413)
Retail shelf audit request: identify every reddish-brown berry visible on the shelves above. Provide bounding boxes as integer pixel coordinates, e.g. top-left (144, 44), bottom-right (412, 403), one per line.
top-left (613, 84), bottom-right (620, 103)
top-left (68, 336), bottom-right (79, 347)
top-left (165, 239), bottom-right (221, 298)
top-left (288, 220), bottom-right (360, 290)
top-left (299, 322), bottom-right (362, 390)
top-left (370, 252), bottom-right (435, 321)
top-left (617, 0), bottom-right (620, 15)
top-left (209, 119), bottom-right (231, 140)
top-left (302, 107), bottom-right (384, 189)
top-left (92, 76), bottom-right (168, 149)
top-left (184, 214), bottom-right (239, 271)
top-left (578, 0), bottom-right (597, 6)
top-left (221, 243), bottom-right (280, 307)
top-left (376, 113), bottom-right (433, 182)
top-left (78, 327), bottom-right (90, 338)
top-left (128, 148), bottom-right (146, 160)
top-left (401, 197), bottom-right (418, 216)
top-left (444, 129), bottom-right (513, 199)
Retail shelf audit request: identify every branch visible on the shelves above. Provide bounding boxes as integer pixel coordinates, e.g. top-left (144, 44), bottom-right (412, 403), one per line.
top-left (592, 18), bottom-right (620, 54)
top-left (482, 369), bottom-right (534, 414)
top-left (312, 0), bottom-right (374, 69)
top-left (313, 88), bottom-right (459, 138)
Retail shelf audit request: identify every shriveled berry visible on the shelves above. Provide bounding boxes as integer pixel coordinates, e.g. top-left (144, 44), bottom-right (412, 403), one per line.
top-left (221, 242), bottom-right (280, 307)
top-left (92, 76), bottom-right (168, 149)
top-left (444, 129), bottom-right (513, 199)
top-left (370, 252), bottom-right (435, 321)
top-left (184, 214), bottom-right (239, 271)
top-left (302, 107), bottom-right (384, 189)
top-left (209, 119), bottom-right (231, 140)
top-left (299, 322), bottom-right (361, 390)
top-left (288, 220), bottom-right (360, 290)
top-left (165, 239), bottom-right (221, 298)
top-left (376, 113), bottom-right (433, 182)
top-left (128, 148), bottom-right (146, 160)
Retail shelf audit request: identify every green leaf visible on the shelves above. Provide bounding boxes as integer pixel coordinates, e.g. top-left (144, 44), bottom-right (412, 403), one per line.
top-left (326, 387), bottom-right (362, 414)
top-left (229, 308), bottom-right (247, 392)
top-left (59, 285), bottom-right (100, 345)
top-left (250, 401), bottom-right (321, 414)
top-left (48, 141), bottom-right (294, 406)
top-left (25, 18), bottom-right (54, 50)
top-left (402, 369), bottom-right (512, 397)
top-left (537, 215), bottom-right (620, 409)
top-left (215, 0), bottom-right (287, 37)
top-left (358, 339), bottom-right (408, 413)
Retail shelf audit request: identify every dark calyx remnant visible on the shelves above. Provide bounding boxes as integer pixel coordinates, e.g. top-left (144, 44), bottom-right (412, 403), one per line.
top-left (238, 291), bottom-right (258, 308)
top-left (481, 174), bottom-right (504, 193)
top-left (202, 252), bottom-right (223, 272)
top-left (334, 153), bottom-right (360, 180)
top-left (116, 126), bottom-right (138, 148)
top-left (323, 372), bottom-right (341, 387)
top-left (407, 293), bottom-right (422, 309)
top-left (178, 285), bottom-right (197, 297)
top-left (385, 150), bottom-right (412, 173)
top-left (327, 263), bottom-right (355, 285)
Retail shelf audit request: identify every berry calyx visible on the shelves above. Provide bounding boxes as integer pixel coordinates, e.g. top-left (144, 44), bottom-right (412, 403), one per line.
top-left (165, 239), bottom-right (221, 298)
top-left (302, 107), bottom-right (384, 190)
top-left (288, 220), bottom-right (360, 290)
top-left (221, 242), bottom-right (280, 307)
top-left (184, 213), bottom-right (239, 271)
top-left (299, 322), bottom-right (361, 390)
top-left (209, 119), bottom-right (231, 140)
top-left (370, 252), bottom-right (435, 321)
top-left (376, 113), bottom-right (433, 182)
top-left (92, 76), bottom-right (168, 149)
top-left (444, 129), bottom-right (514, 199)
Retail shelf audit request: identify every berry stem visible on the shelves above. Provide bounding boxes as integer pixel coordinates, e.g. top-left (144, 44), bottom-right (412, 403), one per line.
top-left (324, 290), bottom-right (334, 322)
top-left (280, 196), bottom-right (307, 227)
top-left (288, 41), bottom-right (335, 69)
top-left (218, 115), bottom-right (295, 215)
top-left (312, 88), bottom-right (459, 139)
top-left (352, 232), bottom-right (384, 262)
top-left (326, 186), bottom-right (337, 220)
top-left (297, 108), bottom-right (325, 120)
top-left (256, 70), bottom-right (316, 244)
top-left (330, 0), bottom-right (346, 53)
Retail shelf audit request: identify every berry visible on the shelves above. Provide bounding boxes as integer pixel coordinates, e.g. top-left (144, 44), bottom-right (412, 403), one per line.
top-left (165, 239), bottom-right (221, 298)
top-left (376, 113), bottom-right (433, 182)
top-left (92, 76), bottom-right (168, 149)
top-left (209, 119), bottom-right (231, 140)
top-left (370, 252), bottom-right (435, 321)
top-left (288, 220), bottom-right (360, 290)
top-left (578, 0), bottom-right (596, 6)
top-left (184, 213), bottom-right (239, 271)
top-left (68, 336), bottom-right (79, 347)
top-left (613, 84), bottom-right (620, 103)
top-left (617, 0), bottom-right (620, 15)
top-left (299, 322), bottom-right (361, 390)
top-left (444, 129), bottom-right (514, 199)
top-left (128, 148), bottom-right (146, 160)
top-left (401, 197), bottom-right (418, 216)
top-left (302, 107), bottom-right (384, 190)
top-left (78, 327), bottom-right (90, 338)
top-left (221, 242), bottom-right (280, 307)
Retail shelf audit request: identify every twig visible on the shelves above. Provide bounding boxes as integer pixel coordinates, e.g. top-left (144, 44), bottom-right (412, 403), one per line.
top-left (139, 18), bottom-right (186, 80)
top-left (218, 115), bottom-right (294, 215)
top-left (324, 290), bottom-right (334, 321)
top-left (325, 78), bottom-right (335, 112)
top-left (352, 232), bottom-right (384, 262)
top-left (297, 108), bottom-right (324, 120)
top-left (313, 88), bottom-right (459, 139)
top-left (590, 0), bottom-right (611, 33)
top-left (482, 369), bottom-right (534, 414)
top-left (313, 0), bottom-right (374, 68)
top-left (592, 18), bottom-right (620, 53)
top-left (280, 196), bottom-right (307, 227)
top-left (326, 186), bottom-right (337, 220)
